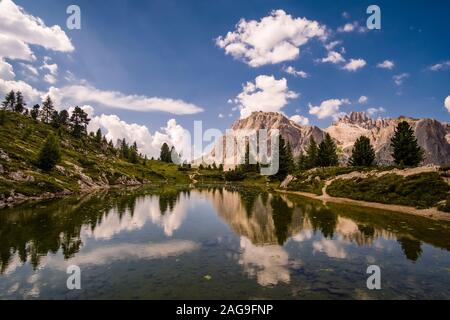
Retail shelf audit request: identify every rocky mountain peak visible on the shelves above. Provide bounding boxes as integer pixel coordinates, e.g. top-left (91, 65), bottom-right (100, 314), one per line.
top-left (207, 111), bottom-right (450, 167)
top-left (231, 111), bottom-right (293, 131)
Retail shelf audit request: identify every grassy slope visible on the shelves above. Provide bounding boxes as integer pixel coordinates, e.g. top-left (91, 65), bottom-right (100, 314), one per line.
top-left (0, 111), bottom-right (190, 198)
top-left (286, 166), bottom-right (450, 212)
top-left (327, 172), bottom-right (450, 211)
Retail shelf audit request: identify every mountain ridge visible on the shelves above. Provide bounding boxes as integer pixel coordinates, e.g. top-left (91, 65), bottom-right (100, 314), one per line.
top-left (212, 111), bottom-right (450, 166)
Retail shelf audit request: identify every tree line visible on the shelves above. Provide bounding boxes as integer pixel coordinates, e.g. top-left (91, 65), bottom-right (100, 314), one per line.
top-left (231, 120), bottom-right (424, 180)
top-left (1, 91), bottom-right (146, 171)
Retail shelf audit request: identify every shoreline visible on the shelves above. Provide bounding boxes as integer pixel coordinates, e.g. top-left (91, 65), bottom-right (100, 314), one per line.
top-left (276, 189), bottom-right (450, 222)
top-left (0, 183), bottom-right (149, 210)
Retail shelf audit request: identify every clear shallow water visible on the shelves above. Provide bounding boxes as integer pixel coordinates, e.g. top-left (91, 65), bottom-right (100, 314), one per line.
top-left (0, 186), bottom-right (449, 300)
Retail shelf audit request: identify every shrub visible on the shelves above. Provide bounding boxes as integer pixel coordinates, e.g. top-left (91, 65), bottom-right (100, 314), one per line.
top-left (37, 134), bottom-right (61, 171)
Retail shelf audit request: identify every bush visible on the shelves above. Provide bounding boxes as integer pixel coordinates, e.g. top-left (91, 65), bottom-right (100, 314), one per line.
top-left (224, 169), bottom-right (246, 181)
top-left (328, 172), bottom-right (450, 209)
top-left (37, 134), bottom-right (61, 171)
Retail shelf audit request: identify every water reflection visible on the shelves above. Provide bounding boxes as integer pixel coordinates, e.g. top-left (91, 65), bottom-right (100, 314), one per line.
top-left (0, 186), bottom-right (449, 297)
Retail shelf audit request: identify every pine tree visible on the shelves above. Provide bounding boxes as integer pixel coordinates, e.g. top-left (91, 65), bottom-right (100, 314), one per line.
top-left (305, 137), bottom-right (319, 169)
top-left (318, 133), bottom-right (339, 167)
top-left (30, 104), bottom-right (40, 120)
top-left (274, 136), bottom-right (294, 179)
top-left (37, 133), bottom-right (61, 171)
top-left (69, 106), bottom-right (90, 138)
top-left (95, 128), bottom-right (102, 144)
top-left (390, 121), bottom-right (424, 166)
top-left (120, 139), bottom-right (129, 159)
top-left (2, 91), bottom-right (16, 111)
top-left (297, 152), bottom-right (309, 170)
top-left (58, 110), bottom-right (69, 127)
top-left (129, 142), bottom-right (139, 163)
top-left (14, 91), bottom-right (26, 113)
top-left (40, 96), bottom-right (55, 123)
top-left (50, 110), bottom-right (61, 128)
top-left (349, 136), bottom-right (376, 166)
top-left (160, 143), bottom-right (171, 163)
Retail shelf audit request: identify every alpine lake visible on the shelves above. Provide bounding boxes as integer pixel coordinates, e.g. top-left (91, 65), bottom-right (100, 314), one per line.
top-left (1, 185), bottom-right (449, 299)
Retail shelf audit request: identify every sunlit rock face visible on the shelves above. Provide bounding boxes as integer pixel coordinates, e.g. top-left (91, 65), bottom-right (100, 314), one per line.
top-left (208, 189), bottom-right (278, 245)
top-left (208, 111), bottom-right (450, 166)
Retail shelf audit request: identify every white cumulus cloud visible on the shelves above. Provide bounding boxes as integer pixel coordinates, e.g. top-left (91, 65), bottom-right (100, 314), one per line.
top-left (283, 66), bottom-right (309, 78)
top-left (46, 83), bottom-right (203, 115)
top-left (0, 0), bottom-right (74, 53)
top-left (358, 95), bottom-right (368, 104)
top-left (377, 60), bottom-right (395, 69)
top-left (393, 73), bottom-right (409, 86)
top-left (0, 59), bottom-right (15, 80)
top-left (366, 107), bottom-right (386, 116)
top-left (319, 51), bottom-right (345, 64)
top-left (0, 78), bottom-right (42, 103)
top-left (289, 114), bottom-right (310, 125)
top-left (235, 75), bottom-right (298, 118)
top-left (428, 61), bottom-right (450, 71)
top-left (342, 58), bottom-right (366, 71)
top-left (216, 9), bottom-right (327, 67)
top-left (309, 98), bottom-right (350, 120)
top-left (445, 95), bottom-right (450, 113)
top-left (88, 111), bottom-right (193, 160)
top-left (337, 21), bottom-right (366, 33)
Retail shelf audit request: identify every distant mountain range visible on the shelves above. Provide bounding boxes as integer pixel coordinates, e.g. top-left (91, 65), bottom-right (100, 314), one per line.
top-left (206, 111), bottom-right (450, 167)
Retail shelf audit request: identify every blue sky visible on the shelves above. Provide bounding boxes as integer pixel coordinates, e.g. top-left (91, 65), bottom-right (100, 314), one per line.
top-left (1, 0), bottom-right (449, 155)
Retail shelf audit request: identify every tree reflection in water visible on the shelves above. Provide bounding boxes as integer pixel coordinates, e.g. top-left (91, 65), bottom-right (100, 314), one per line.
top-left (0, 186), bottom-right (449, 275)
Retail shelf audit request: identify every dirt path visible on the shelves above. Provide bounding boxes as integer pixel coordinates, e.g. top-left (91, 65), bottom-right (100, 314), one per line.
top-left (189, 170), bottom-right (199, 184)
top-left (277, 189), bottom-right (450, 222)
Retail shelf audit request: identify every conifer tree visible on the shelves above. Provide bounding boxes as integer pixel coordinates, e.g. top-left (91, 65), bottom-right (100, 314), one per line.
top-left (50, 110), bottom-right (61, 128)
top-left (129, 142), bottom-right (139, 163)
top-left (160, 143), bottom-right (171, 163)
top-left (349, 136), bottom-right (376, 166)
top-left (274, 136), bottom-right (294, 179)
top-left (390, 121), bottom-right (424, 166)
top-left (14, 91), bottom-right (26, 113)
top-left (297, 152), bottom-right (309, 170)
top-left (40, 96), bottom-right (55, 123)
top-left (58, 110), bottom-right (69, 127)
top-left (305, 137), bottom-right (319, 169)
top-left (37, 133), bottom-right (61, 171)
top-left (318, 133), bottom-right (339, 167)
top-left (95, 128), bottom-right (102, 144)
top-left (2, 91), bottom-right (16, 111)
top-left (30, 104), bottom-right (40, 120)
top-left (69, 106), bottom-right (90, 138)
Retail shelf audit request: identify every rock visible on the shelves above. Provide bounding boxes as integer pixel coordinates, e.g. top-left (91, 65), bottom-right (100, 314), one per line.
top-left (280, 174), bottom-right (296, 188)
top-left (8, 171), bottom-right (35, 182)
top-left (0, 149), bottom-right (10, 162)
top-left (55, 165), bottom-right (66, 175)
top-left (0, 164), bottom-right (3, 174)
top-left (115, 175), bottom-right (141, 186)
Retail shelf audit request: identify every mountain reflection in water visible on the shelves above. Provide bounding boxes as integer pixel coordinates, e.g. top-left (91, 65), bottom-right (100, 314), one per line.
top-left (1, 186), bottom-right (449, 299)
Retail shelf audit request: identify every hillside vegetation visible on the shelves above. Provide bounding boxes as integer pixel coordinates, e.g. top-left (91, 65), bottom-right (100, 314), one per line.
top-left (0, 111), bottom-right (189, 207)
top-left (327, 171), bottom-right (450, 212)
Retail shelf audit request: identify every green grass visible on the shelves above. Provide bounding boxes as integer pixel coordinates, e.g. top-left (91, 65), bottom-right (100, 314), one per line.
top-left (327, 172), bottom-right (450, 210)
top-left (287, 166), bottom-right (414, 196)
top-left (0, 111), bottom-right (190, 198)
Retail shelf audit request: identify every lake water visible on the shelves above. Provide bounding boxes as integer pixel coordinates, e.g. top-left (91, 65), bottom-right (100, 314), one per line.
top-left (1, 186), bottom-right (449, 299)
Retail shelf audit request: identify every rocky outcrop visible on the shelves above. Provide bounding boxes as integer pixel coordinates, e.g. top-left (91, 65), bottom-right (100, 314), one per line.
top-left (280, 174), bottom-right (296, 188)
top-left (328, 112), bottom-right (450, 165)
